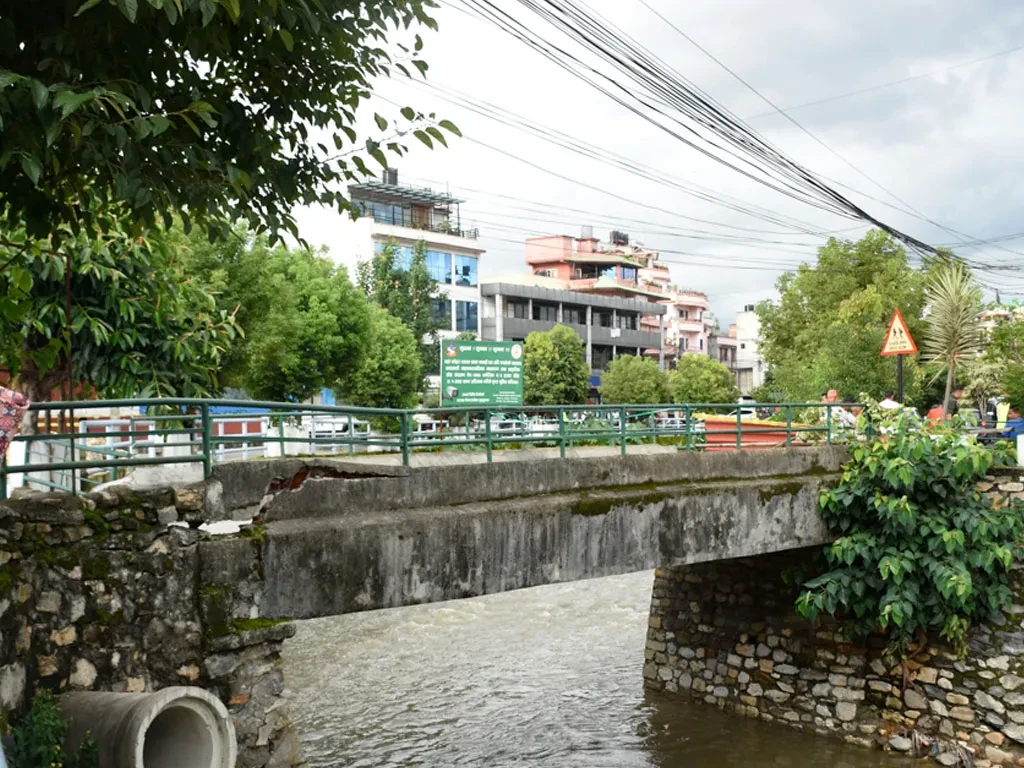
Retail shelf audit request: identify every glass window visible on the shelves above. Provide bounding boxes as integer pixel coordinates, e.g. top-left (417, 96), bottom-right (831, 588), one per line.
top-left (620, 266), bottom-right (637, 281)
top-left (533, 303), bottom-right (558, 322)
top-left (454, 255), bottom-right (478, 287)
top-left (699, 338), bottom-right (704, 350)
top-left (616, 313), bottom-right (637, 330)
top-left (431, 298), bottom-right (451, 327)
top-left (563, 306), bottom-right (586, 325)
top-left (601, 265), bottom-right (616, 279)
top-left (373, 241), bottom-right (412, 270)
top-left (456, 300), bottom-right (478, 332)
top-left (592, 345), bottom-right (613, 370)
top-left (506, 300), bottom-right (529, 319)
top-left (679, 309), bottom-right (689, 319)
top-left (426, 251), bottom-right (452, 284)
top-left (594, 311), bottom-right (613, 328)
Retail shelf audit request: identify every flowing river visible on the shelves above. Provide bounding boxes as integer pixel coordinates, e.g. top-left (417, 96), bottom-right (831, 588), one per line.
top-left (283, 571), bottom-right (908, 767)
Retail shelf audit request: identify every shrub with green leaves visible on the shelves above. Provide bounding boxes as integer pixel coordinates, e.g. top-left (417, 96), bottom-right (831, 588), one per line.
top-left (8, 691), bottom-right (97, 768)
top-left (796, 405), bottom-right (1024, 657)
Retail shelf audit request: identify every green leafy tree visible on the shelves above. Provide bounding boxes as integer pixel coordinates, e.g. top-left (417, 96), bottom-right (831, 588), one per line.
top-left (9, 691), bottom-right (97, 768)
top-left (758, 230), bottom-right (927, 404)
top-left (0, 220), bottom-right (237, 410)
top-left (523, 325), bottom-right (589, 405)
top-left (177, 225), bottom-right (370, 402)
top-left (599, 355), bottom-right (670, 404)
top-left (990, 316), bottom-right (1024, 410)
top-left (922, 261), bottom-right (983, 417)
top-left (796, 406), bottom-right (1024, 657)
top-left (344, 304), bottom-right (422, 411)
top-left (358, 239), bottom-right (444, 373)
top-left (0, 0), bottom-right (459, 243)
top-left (960, 358), bottom-right (1006, 414)
top-left (670, 354), bottom-right (739, 403)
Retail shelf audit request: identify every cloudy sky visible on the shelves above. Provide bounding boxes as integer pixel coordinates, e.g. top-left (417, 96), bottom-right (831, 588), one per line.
top-left (295, 0), bottom-right (1024, 325)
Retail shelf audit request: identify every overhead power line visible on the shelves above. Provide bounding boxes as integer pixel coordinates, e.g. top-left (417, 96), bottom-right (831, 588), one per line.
top-left (454, 0), bottom-right (939, 253)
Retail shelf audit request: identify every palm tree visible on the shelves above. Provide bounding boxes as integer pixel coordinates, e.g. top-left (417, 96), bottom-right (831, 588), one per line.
top-left (922, 260), bottom-right (983, 418)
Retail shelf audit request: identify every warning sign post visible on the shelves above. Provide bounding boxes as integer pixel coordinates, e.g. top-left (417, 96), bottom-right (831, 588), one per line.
top-left (880, 309), bottom-right (918, 403)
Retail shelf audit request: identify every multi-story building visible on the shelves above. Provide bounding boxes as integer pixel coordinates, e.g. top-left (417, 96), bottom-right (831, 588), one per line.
top-left (480, 276), bottom-right (668, 395)
top-left (523, 230), bottom-right (715, 366)
top-left (733, 305), bottom-right (766, 395)
top-left (338, 171), bottom-right (485, 340)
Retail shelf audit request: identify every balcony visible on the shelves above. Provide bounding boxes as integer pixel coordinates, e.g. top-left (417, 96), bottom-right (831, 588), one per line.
top-left (676, 319), bottom-right (704, 333)
top-left (366, 211), bottom-right (479, 240)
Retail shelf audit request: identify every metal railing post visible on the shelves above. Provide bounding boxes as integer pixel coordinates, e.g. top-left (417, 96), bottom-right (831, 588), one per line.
top-left (826, 405), bottom-right (833, 446)
top-left (785, 405), bottom-right (793, 447)
top-left (400, 413), bottom-right (410, 467)
top-left (348, 413), bottom-right (354, 457)
top-left (485, 409), bottom-right (493, 463)
top-left (735, 405), bottom-right (742, 451)
top-left (558, 408), bottom-right (566, 459)
top-left (684, 405), bottom-right (691, 450)
top-left (278, 416), bottom-right (286, 458)
top-left (0, 453), bottom-right (7, 500)
top-left (201, 403), bottom-right (213, 479)
top-left (619, 406), bottom-right (627, 456)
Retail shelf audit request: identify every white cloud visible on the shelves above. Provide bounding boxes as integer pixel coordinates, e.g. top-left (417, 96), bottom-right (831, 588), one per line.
top-left (293, 0), bottom-right (1024, 323)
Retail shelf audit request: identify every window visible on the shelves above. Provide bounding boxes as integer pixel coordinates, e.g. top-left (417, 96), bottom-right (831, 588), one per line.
top-left (592, 345), bottom-right (613, 370)
top-left (679, 309), bottom-right (689, 320)
top-left (620, 266), bottom-right (638, 282)
top-left (594, 311), bottom-right (613, 328)
top-left (563, 306), bottom-right (586, 325)
top-left (426, 251), bottom-right (452, 284)
top-left (699, 338), bottom-right (704, 350)
top-left (357, 199), bottom-right (412, 227)
top-left (373, 241), bottom-right (412, 270)
top-left (616, 313), bottom-right (637, 331)
top-left (431, 298), bottom-right (451, 327)
top-left (602, 265), bottom-right (616, 279)
top-left (536, 269), bottom-right (554, 277)
top-left (456, 300), bottom-right (478, 332)
top-left (533, 303), bottom-right (558, 322)
top-left (740, 343), bottom-right (746, 349)
top-left (454, 255), bottom-right (478, 287)
top-left (506, 300), bottom-right (529, 319)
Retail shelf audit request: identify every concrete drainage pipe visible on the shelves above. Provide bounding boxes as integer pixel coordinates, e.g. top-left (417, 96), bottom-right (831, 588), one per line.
top-left (60, 686), bottom-right (236, 768)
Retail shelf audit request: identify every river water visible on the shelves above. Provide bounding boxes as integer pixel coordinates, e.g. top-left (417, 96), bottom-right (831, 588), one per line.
top-left (283, 571), bottom-right (907, 767)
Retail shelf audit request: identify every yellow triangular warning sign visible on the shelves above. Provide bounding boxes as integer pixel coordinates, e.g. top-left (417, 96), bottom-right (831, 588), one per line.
top-left (880, 308), bottom-right (918, 356)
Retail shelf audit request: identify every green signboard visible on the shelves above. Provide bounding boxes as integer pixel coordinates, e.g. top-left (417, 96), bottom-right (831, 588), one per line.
top-left (440, 340), bottom-right (524, 406)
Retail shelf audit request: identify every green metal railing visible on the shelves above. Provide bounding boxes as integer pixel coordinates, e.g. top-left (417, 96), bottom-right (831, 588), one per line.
top-left (0, 398), bottom-right (857, 499)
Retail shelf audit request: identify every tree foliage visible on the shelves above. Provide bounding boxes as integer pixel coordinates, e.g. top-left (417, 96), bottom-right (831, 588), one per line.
top-left (176, 224), bottom-right (369, 402)
top-left (343, 303), bottom-right (422, 411)
top-left (599, 355), bottom-right (670, 404)
top-left (0, 218), bottom-right (237, 404)
top-left (358, 239), bottom-right (444, 373)
top-left (0, 0), bottom-right (459, 242)
top-left (796, 406), bottom-right (1024, 656)
top-left (670, 354), bottom-right (738, 403)
top-left (523, 325), bottom-right (589, 405)
top-left (758, 230), bottom-right (927, 404)
top-left (989, 315), bottom-right (1024, 411)
top-left (922, 260), bottom-right (983, 417)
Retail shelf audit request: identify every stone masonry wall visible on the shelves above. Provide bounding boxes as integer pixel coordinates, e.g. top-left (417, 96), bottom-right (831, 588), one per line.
top-left (0, 486), bottom-right (305, 768)
top-left (644, 469), bottom-right (1024, 767)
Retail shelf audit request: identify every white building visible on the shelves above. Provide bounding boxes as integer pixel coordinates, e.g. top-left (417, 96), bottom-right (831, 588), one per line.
top-left (336, 172), bottom-right (486, 340)
top-left (732, 304), bottom-right (766, 395)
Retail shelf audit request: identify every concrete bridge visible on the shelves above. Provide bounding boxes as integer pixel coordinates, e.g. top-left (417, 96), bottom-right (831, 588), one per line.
top-left (199, 447), bottom-right (844, 620)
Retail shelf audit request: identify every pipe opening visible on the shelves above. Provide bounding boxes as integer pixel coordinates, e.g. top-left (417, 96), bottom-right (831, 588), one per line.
top-left (143, 704), bottom-right (215, 768)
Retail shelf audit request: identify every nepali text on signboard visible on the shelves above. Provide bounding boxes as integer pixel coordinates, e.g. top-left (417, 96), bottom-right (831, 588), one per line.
top-left (440, 341), bottom-right (524, 406)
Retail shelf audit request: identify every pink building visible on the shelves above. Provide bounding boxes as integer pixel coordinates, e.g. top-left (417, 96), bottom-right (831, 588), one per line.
top-left (523, 231), bottom-right (715, 365)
